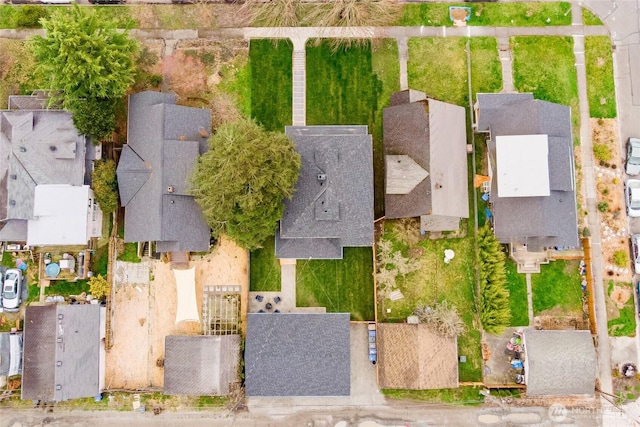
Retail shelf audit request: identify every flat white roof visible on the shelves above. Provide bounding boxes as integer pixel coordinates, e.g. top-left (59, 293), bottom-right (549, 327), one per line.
top-left (496, 134), bottom-right (550, 198)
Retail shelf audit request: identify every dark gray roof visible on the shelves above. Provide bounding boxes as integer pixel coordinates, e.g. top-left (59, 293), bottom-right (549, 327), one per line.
top-left (277, 126), bottom-right (374, 259)
top-left (478, 93), bottom-right (579, 249)
top-left (524, 329), bottom-right (596, 396)
top-left (8, 93), bottom-right (49, 110)
top-left (0, 109), bottom-right (86, 222)
top-left (22, 305), bottom-right (102, 402)
top-left (274, 229), bottom-right (342, 259)
top-left (389, 89), bottom-right (427, 106)
top-left (117, 91), bottom-right (211, 252)
top-left (164, 335), bottom-right (241, 396)
top-left (244, 313), bottom-right (350, 397)
top-left (0, 219), bottom-right (28, 242)
top-left (383, 94), bottom-right (469, 221)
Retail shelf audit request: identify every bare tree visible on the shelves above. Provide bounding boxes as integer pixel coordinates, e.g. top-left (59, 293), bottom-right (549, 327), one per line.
top-left (414, 300), bottom-right (467, 338)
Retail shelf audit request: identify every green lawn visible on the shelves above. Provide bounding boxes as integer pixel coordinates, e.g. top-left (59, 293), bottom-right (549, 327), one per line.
top-left (470, 37), bottom-right (503, 96)
top-left (249, 236), bottom-right (281, 292)
top-left (117, 242), bottom-right (141, 263)
top-left (512, 36), bottom-right (579, 143)
top-left (505, 259), bottom-right (529, 326)
top-left (249, 39), bottom-right (292, 131)
top-left (296, 247), bottom-right (375, 321)
top-left (399, 2), bottom-right (572, 27)
top-left (608, 301), bottom-right (637, 337)
top-left (46, 279), bottom-right (90, 297)
top-left (382, 386), bottom-right (484, 405)
top-left (379, 223), bottom-right (482, 382)
top-left (531, 260), bottom-right (583, 315)
top-left (1, 251), bottom-right (13, 268)
top-left (585, 36), bottom-right (616, 118)
top-left (91, 245), bottom-right (109, 277)
top-left (582, 7), bottom-right (603, 25)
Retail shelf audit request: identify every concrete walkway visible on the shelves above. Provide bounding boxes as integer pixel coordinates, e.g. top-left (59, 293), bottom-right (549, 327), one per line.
top-left (291, 38), bottom-right (307, 126)
top-left (497, 37), bottom-right (515, 93)
top-left (525, 273), bottom-right (534, 326)
top-left (397, 36), bottom-right (409, 91)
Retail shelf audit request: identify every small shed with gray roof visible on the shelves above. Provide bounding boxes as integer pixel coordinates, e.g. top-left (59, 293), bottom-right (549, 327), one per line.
top-left (383, 90), bottom-right (469, 232)
top-left (164, 335), bottom-right (241, 396)
top-left (244, 313), bottom-right (350, 397)
top-left (116, 91), bottom-right (211, 253)
top-left (276, 126), bottom-right (374, 259)
top-left (475, 93), bottom-right (579, 250)
top-left (523, 329), bottom-right (596, 396)
top-left (22, 304), bottom-right (105, 402)
top-left (0, 97), bottom-right (88, 244)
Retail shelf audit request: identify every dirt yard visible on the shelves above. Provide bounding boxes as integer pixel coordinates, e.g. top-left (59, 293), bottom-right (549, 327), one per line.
top-left (105, 236), bottom-right (248, 390)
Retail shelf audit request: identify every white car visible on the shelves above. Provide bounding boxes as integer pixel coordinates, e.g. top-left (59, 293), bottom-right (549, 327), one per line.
top-left (632, 235), bottom-right (640, 274)
top-left (2, 269), bottom-right (22, 312)
top-left (625, 179), bottom-right (640, 218)
top-left (626, 138), bottom-right (640, 176)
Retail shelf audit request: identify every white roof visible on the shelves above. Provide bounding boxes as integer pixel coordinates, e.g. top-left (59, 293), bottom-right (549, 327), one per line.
top-left (27, 185), bottom-right (91, 246)
top-left (496, 134), bottom-right (550, 198)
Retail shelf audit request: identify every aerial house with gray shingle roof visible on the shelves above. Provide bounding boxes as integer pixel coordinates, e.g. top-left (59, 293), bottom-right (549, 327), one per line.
top-left (116, 91), bottom-right (211, 253)
top-left (0, 96), bottom-right (102, 246)
top-left (244, 313), bottom-right (351, 397)
top-left (275, 126), bottom-right (374, 259)
top-left (383, 90), bottom-right (469, 232)
top-left (474, 93), bottom-right (579, 270)
top-left (22, 304), bottom-right (105, 402)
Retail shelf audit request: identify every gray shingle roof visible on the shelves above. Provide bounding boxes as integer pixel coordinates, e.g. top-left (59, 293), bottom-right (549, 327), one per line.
top-left (478, 93), bottom-right (579, 249)
top-left (117, 91), bottom-right (211, 252)
top-left (244, 313), bottom-right (351, 397)
top-left (383, 93), bottom-right (469, 222)
top-left (277, 126), bottom-right (374, 259)
top-left (0, 219), bottom-right (28, 242)
top-left (164, 335), bottom-right (241, 396)
top-left (0, 109), bottom-right (86, 223)
top-left (22, 305), bottom-right (102, 402)
top-left (524, 329), bottom-right (596, 396)
top-left (0, 332), bottom-right (22, 377)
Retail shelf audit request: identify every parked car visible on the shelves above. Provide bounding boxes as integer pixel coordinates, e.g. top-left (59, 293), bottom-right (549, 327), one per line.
top-left (626, 138), bottom-right (640, 175)
top-left (2, 269), bottom-right (23, 312)
top-left (625, 179), bottom-right (640, 217)
top-left (632, 235), bottom-right (640, 274)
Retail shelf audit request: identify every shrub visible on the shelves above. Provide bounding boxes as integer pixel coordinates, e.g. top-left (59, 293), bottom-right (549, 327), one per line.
top-left (593, 143), bottom-right (612, 162)
top-left (613, 250), bottom-right (627, 268)
top-left (597, 201), bottom-right (609, 212)
top-left (88, 274), bottom-right (110, 300)
top-left (15, 6), bottom-right (47, 29)
top-left (414, 300), bottom-right (466, 338)
top-left (477, 225), bottom-right (511, 335)
top-left (602, 187), bottom-right (610, 196)
top-left (91, 160), bottom-right (119, 214)
top-left (149, 74), bottom-right (162, 88)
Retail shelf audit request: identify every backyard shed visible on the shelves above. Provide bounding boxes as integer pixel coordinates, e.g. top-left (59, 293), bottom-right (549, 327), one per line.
top-left (377, 323), bottom-right (459, 390)
top-left (244, 313), bottom-right (350, 396)
top-left (163, 335), bottom-right (241, 396)
top-left (523, 329), bottom-right (596, 396)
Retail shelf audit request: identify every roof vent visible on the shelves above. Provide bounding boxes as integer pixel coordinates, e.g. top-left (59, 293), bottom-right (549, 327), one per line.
top-left (19, 146), bottom-right (26, 152)
top-left (58, 314), bottom-right (64, 320)
top-left (56, 336), bottom-right (63, 343)
top-left (10, 174), bottom-right (17, 180)
top-left (167, 186), bottom-right (174, 193)
top-left (9, 200), bottom-right (16, 206)
top-left (49, 145), bottom-right (57, 151)
top-left (56, 361), bottom-right (62, 367)
top-left (317, 174), bottom-right (326, 182)
top-left (56, 384), bottom-right (62, 391)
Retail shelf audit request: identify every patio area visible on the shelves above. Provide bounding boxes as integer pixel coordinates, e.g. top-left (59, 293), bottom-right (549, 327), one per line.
top-left (482, 327), bottom-right (525, 387)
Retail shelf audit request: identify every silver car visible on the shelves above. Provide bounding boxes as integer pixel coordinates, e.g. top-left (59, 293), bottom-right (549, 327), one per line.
top-left (632, 235), bottom-right (640, 274)
top-left (626, 138), bottom-right (640, 176)
top-left (2, 269), bottom-right (23, 312)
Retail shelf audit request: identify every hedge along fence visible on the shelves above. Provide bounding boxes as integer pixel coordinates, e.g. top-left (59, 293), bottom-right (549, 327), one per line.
top-left (477, 225), bottom-right (511, 335)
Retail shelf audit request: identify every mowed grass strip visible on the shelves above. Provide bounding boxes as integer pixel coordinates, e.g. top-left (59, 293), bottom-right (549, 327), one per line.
top-left (249, 39), bottom-right (292, 131)
top-left (585, 36), bottom-right (616, 118)
top-left (399, 2), bottom-right (572, 27)
top-left (407, 37), bottom-right (468, 106)
top-left (296, 247), bottom-right (375, 321)
top-left (249, 236), bottom-right (281, 292)
top-left (505, 259), bottom-right (529, 326)
top-left (531, 260), bottom-right (583, 315)
top-left (512, 36), bottom-right (579, 142)
top-left (582, 7), bottom-right (603, 25)
top-left (470, 37), bottom-right (503, 95)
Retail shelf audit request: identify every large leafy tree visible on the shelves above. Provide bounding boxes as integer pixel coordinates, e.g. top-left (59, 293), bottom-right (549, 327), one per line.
top-left (190, 119), bottom-right (301, 250)
top-left (30, 5), bottom-right (137, 138)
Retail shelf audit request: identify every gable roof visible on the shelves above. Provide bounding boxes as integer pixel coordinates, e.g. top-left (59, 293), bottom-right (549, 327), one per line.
top-left (383, 91), bottom-right (469, 221)
top-left (276, 126), bottom-right (374, 259)
top-left (244, 313), bottom-right (351, 396)
top-left (378, 323), bottom-right (458, 390)
top-left (0, 108), bottom-right (86, 224)
top-left (116, 91), bottom-right (211, 252)
top-left (523, 329), bottom-right (596, 396)
top-left (478, 93), bottom-right (579, 249)
top-left (164, 335), bottom-right (241, 396)
top-left (22, 304), bottom-right (102, 402)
